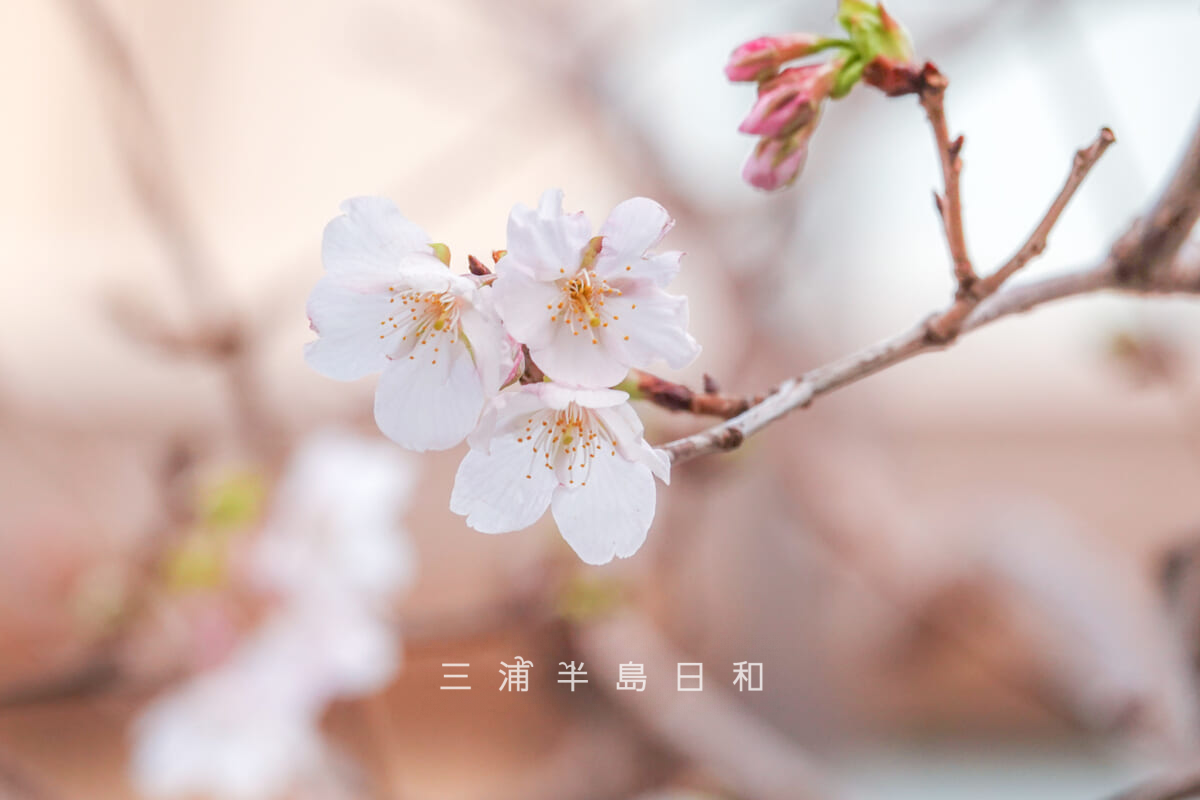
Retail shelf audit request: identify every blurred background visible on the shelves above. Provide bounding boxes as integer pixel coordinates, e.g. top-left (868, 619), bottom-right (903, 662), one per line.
top-left (2, 0), bottom-right (1200, 798)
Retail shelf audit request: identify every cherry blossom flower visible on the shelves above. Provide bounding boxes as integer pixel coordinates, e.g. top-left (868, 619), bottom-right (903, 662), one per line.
top-left (491, 190), bottom-right (700, 387)
top-left (450, 382), bottom-right (669, 565)
top-left (132, 432), bottom-right (415, 800)
top-left (306, 197), bottom-right (518, 451)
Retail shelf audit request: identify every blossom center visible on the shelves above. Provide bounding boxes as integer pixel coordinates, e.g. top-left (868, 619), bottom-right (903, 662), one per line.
top-left (380, 288), bottom-right (462, 364)
top-left (514, 402), bottom-right (618, 486)
top-left (552, 269), bottom-right (619, 345)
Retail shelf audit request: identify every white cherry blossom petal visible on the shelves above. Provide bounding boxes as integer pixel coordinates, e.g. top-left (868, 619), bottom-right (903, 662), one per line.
top-left (503, 189), bottom-right (592, 280)
top-left (458, 297), bottom-right (518, 394)
top-left (606, 285), bottom-right (701, 370)
top-left (452, 382), bottom-right (667, 563)
top-left (595, 404), bottom-right (671, 483)
top-left (450, 437), bottom-right (557, 533)
top-left (374, 343), bottom-right (484, 451)
top-left (534, 320), bottom-right (630, 387)
top-left (531, 383), bottom-right (629, 410)
top-left (321, 197), bottom-right (433, 288)
top-left (551, 454), bottom-right (657, 565)
top-left (595, 247), bottom-right (683, 286)
top-left (491, 266), bottom-right (563, 349)
top-left (308, 197), bottom-right (516, 451)
top-left (466, 390), bottom-right (544, 452)
top-left (494, 191), bottom-right (699, 385)
top-left (304, 254), bottom-right (463, 382)
top-left (595, 197), bottom-right (673, 271)
top-left (304, 278), bottom-right (410, 380)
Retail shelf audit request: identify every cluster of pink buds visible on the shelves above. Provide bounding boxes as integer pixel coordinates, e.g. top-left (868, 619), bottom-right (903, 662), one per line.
top-left (735, 62), bottom-right (836, 191)
top-left (726, 1), bottom-right (915, 191)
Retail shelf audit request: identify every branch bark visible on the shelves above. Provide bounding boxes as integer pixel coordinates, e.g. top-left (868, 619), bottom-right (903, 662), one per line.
top-left (918, 65), bottom-right (975, 291)
top-left (926, 126), bottom-right (1116, 340)
top-left (628, 369), bottom-right (763, 419)
top-left (1113, 111), bottom-right (1200, 285)
top-left (664, 257), bottom-right (1198, 465)
top-left (662, 116), bottom-right (1199, 466)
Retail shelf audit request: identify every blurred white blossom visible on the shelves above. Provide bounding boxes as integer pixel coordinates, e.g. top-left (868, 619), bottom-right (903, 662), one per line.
top-left (132, 432), bottom-right (416, 800)
top-left (250, 429), bottom-right (416, 605)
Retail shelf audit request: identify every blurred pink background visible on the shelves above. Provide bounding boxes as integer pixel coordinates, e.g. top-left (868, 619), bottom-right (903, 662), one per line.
top-left (2, 1), bottom-right (1199, 798)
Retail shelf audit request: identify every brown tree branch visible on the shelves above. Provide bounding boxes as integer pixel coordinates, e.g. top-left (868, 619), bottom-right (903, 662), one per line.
top-left (926, 126), bottom-right (1116, 341)
top-left (1113, 111), bottom-right (1200, 285)
top-left (917, 64), bottom-right (976, 292)
top-left (664, 257), bottom-right (1199, 465)
top-left (662, 114), bottom-right (1199, 466)
top-left (628, 370), bottom-right (763, 419)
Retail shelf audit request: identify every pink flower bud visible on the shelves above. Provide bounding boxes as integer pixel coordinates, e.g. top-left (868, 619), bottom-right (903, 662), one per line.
top-left (742, 130), bottom-right (813, 192)
top-left (737, 63), bottom-right (835, 138)
top-left (724, 33), bottom-right (822, 82)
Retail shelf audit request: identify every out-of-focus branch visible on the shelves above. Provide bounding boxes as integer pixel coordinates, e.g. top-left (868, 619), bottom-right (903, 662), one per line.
top-left (1113, 112), bottom-right (1200, 285)
top-left (0, 442), bottom-right (196, 710)
top-left (61, 0), bottom-right (277, 456)
top-left (60, 0), bottom-right (222, 325)
top-left (573, 612), bottom-right (840, 800)
top-left (663, 113), bottom-right (1200, 465)
top-left (26, 1), bottom-right (284, 715)
top-left (0, 749), bottom-right (63, 800)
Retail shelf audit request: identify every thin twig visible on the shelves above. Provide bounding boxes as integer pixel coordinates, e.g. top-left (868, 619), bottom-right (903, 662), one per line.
top-left (662, 116), bottom-right (1200, 465)
top-left (628, 370), bottom-right (763, 419)
top-left (926, 127), bottom-right (1116, 340)
top-left (663, 257), bottom-right (1198, 465)
top-left (917, 64), bottom-right (976, 292)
